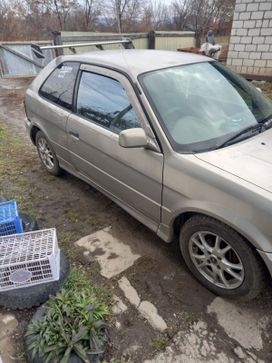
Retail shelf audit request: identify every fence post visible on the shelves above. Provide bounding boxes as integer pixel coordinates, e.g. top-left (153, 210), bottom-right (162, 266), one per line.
top-left (148, 31), bottom-right (155, 49)
top-left (195, 31), bottom-right (201, 48)
top-left (52, 31), bottom-right (63, 56)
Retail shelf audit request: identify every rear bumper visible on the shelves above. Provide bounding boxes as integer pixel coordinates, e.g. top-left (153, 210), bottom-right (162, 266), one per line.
top-left (258, 249), bottom-right (272, 277)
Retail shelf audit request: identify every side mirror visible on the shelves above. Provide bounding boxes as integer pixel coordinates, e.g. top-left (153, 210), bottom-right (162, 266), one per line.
top-left (119, 128), bottom-right (148, 148)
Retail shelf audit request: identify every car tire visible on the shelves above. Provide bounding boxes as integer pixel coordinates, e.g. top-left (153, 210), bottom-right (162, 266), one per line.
top-left (180, 215), bottom-right (265, 301)
top-left (35, 131), bottom-right (62, 176)
top-left (20, 212), bottom-right (39, 232)
top-left (0, 251), bottom-right (69, 310)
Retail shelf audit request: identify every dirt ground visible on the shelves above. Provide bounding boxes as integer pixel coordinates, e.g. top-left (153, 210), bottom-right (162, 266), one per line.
top-left (0, 78), bottom-right (272, 363)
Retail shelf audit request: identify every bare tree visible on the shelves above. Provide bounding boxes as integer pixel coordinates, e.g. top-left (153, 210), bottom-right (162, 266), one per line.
top-left (84, 0), bottom-right (95, 29)
top-left (0, 0), bottom-right (234, 41)
top-left (171, 0), bottom-right (190, 30)
top-left (51, 0), bottom-right (79, 29)
top-left (190, 0), bottom-right (234, 34)
top-left (144, 0), bottom-right (170, 30)
top-left (0, 0), bottom-right (27, 40)
top-left (110, 0), bottom-right (144, 33)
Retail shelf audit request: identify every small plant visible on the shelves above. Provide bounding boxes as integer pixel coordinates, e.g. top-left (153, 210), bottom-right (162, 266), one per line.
top-left (152, 337), bottom-right (167, 352)
top-left (182, 311), bottom-right (199, 325)
top-left (64, 268), bottom-right (113, 309)
top-left (26, 273), bottom-right (109, 363)
top-left (0, 126), bottom-right (6, 138)
top-left (64, 268), bottom-right (92, 292)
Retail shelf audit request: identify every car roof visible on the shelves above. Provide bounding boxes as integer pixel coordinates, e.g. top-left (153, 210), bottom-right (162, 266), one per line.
top-left (59, 49), bottom-right (211, 79)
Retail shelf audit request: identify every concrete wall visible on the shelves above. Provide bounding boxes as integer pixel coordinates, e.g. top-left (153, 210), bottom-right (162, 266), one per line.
top-left (227, 0), bottom-right (272, 79)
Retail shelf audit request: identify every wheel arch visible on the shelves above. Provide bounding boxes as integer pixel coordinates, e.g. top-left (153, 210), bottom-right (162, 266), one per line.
top-left (173, 210), bottom-right (272, 280)
top-left (170, 207), bottom-right (272, 253)
top-left (30, 125), bottom-right (41, 145)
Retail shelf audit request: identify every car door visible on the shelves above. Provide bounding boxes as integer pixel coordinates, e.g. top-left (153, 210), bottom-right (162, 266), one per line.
top-left (67, 64), bottom-right (163, 230)
top-left (34, 62), bottom-right (80, 163)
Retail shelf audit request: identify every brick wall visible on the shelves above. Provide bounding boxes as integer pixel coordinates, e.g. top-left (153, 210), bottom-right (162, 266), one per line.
top-left (227, 0), bottom-right (272, 78)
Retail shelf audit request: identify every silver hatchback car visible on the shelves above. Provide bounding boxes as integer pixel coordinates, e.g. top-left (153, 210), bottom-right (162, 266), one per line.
top-left (25, 49), bottom-right (272, 300)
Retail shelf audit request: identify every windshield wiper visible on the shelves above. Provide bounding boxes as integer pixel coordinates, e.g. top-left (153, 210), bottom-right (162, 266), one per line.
top-left (216, 124), bottom-right (262, 149)
top-left (260, 117), bottom-right (272, 132)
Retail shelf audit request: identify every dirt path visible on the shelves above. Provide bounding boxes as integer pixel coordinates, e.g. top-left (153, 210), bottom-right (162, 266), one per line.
top-left (0, 78), bottom-right (272, 363)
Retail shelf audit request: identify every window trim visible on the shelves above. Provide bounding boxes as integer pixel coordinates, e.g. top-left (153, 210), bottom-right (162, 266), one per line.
top-left (38, 61), bottom-right (81, 112)
top-left (74, 69), bottom-right (141, 136)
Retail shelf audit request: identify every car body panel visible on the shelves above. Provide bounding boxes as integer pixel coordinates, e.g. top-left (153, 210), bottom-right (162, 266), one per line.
top-left (25, 88), bottom-right (71, 162)
top-left (161, 152), bottom-right (272, 252)
top-left (67, 112), bottom-right (163, 227)
top-left (196, 129), bottom-right (272, 194)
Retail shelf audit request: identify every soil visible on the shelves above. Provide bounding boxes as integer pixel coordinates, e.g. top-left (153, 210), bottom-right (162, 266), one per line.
top-left (0, 78), bottom-right (272, 363)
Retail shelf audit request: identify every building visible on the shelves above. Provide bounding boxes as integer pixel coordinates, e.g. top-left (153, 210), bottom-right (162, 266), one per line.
top-left (227, 0), bottom-right (272, 79)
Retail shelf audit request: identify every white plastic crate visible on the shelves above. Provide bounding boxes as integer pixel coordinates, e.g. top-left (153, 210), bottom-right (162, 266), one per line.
top-left (0, 228), bottom-right (60, 292)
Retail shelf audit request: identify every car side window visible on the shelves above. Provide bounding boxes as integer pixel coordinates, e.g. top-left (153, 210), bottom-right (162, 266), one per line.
top-left (76, 71), bottom-right (141, 134)
top-left (40, 62), bottom-right (80, 110)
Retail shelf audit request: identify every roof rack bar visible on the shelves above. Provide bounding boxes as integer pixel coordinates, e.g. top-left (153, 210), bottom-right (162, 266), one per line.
top-left (31, 38), bottom-right (134, 59)
top-left (41, 39), bottom-right (133, 50)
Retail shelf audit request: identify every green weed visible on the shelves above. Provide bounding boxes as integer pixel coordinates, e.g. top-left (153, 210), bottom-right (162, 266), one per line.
top-left (152, 337), bottom-right (167, 351)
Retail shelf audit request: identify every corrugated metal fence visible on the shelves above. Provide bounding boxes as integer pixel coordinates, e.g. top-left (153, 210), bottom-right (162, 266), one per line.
top-left (58, 31), bottom-right (196, 55)
top-left (0, 42), bottom-right (53, 78)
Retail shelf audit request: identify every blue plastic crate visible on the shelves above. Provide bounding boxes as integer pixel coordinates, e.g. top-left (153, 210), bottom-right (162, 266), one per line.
top-left (0, 200), bottom-right (23, 236)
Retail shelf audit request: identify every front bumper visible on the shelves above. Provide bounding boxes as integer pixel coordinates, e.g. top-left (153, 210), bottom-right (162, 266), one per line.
top-left (258, 249), bottom-right (272, 277)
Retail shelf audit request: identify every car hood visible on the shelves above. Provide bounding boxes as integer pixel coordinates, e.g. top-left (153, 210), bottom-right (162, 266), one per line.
top-left (196, 128), bottom-right (272, 193)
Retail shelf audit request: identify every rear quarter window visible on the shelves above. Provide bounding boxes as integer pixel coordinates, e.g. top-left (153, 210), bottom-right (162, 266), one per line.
top-left (39, 62), bottom-right (80, 110)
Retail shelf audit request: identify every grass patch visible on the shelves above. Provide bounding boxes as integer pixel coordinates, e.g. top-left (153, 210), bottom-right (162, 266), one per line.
top-left (0, 126), bottom-right (6, 138)
top-left (64, 268), bottom-right (113, 312)
top-left (0, 121), bottom-right (37, 216)
top-left (43, 174), bottom-right (56, 182)
top-left (152, 337), bottom-right (168, 352)
top-left (182, 311), bottom-right (199, 325)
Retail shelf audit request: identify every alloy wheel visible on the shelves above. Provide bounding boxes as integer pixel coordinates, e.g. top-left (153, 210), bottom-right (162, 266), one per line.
top-left (189, 231), bottom-right (244, 289)
top-left (38, 138), bottom-right (55, 170)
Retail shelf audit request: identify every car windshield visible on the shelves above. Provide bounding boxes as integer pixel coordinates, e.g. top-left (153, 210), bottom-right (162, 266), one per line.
top-left (140, 61), bottom-right (272, 153)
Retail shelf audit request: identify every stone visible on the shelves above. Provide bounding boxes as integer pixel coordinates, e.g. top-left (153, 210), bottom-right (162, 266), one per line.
top-left (112, 295), bottom-right (128, 315)
top-left (247, 3), bottom-right (259, 12)
top-left (233, 346), bottom-right (246, 359)
top-left (138, 301), bottom-right (167, 332)
top-left (0, 314), bottom-right (18, 340)
top-left (0, 313), bottom-right (18, 363)
top-left (251, 11), bottom-right (264, 20)
top-left (260, 2), bottom-right (271, 11)
top-left (118, 276), bottom-right (140, 307)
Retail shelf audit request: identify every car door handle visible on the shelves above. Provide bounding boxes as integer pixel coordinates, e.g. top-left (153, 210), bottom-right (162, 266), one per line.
top-left (69, 130), bottom-right (79, 139)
